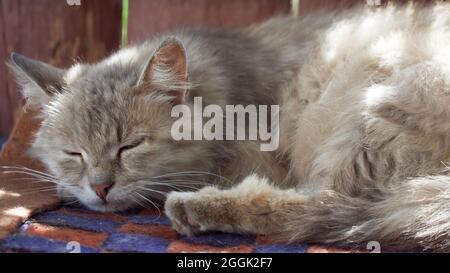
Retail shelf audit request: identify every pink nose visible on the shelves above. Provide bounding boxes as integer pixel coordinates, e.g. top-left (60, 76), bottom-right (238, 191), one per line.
top-left (92, 183), bottom-right (113, 201)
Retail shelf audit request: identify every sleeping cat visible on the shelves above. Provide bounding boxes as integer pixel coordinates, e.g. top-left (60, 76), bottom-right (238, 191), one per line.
top-left (7, 3), bottom-right (450, 251)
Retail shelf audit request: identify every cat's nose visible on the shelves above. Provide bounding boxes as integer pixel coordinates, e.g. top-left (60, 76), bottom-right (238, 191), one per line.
top-left (92, 183), bottom-right (114, 202)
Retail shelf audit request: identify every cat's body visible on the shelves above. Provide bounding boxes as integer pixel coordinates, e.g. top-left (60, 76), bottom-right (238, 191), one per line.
top-left (8, 3), bottom-right (450, 251)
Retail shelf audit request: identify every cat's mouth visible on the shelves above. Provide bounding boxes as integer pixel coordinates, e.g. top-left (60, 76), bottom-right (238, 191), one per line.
top-left (69, 190), bottom-right (138, 212)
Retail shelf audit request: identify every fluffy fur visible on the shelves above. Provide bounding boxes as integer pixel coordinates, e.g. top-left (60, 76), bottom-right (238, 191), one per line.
top-left (8, 2), bottom-right (450, 251)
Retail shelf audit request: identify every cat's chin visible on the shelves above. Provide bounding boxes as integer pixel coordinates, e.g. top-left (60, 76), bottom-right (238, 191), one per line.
top-left (83, 202), bottom-right (133, 212)
top-left (61, 188), bottom-right (136, 212)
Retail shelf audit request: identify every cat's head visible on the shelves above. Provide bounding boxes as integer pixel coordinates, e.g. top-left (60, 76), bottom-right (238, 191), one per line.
top-left (9, 39), bottom-right (217, 212)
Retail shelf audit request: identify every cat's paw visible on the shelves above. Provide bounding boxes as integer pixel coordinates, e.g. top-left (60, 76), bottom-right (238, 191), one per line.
top-left (165, 187), bottom-right (239, 236)
top-left (164, 191), bottom-right (203, 236)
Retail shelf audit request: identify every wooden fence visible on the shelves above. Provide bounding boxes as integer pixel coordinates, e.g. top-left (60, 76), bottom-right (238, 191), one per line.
top-left (0, 0), bottom-right (428, 140)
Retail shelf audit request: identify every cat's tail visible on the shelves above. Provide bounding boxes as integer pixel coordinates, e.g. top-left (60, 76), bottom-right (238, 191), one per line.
top-left (280, 176), bottom-right (450, 251)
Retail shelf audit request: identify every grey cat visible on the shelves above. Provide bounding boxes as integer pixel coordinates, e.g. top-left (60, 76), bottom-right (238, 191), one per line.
top-left (8, 3), bottom-right (450, 251)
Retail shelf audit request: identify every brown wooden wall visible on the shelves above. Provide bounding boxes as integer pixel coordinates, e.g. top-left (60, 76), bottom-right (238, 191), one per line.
top-left (298, 0), bottom-right (432, 15)
top-left (0, 0), bottom-right (122, 139)
top-left (128, 0), bottom-right (291, 43)
top-left (0, 0), bottom-right (434, 140)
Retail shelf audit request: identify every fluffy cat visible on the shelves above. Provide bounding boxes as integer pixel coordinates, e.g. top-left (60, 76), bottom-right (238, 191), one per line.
top-left (8, 3), bottom-right (450, 251)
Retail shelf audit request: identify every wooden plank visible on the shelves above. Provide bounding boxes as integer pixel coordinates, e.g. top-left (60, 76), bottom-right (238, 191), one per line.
top-left (298, 0), bottom-right (434, 15)
top-left (0, 0), bottom-right (122, 139)
top-left (128, 0), bottom-right (292, 43)
top-left (299, 0), bottom-right (361, 15)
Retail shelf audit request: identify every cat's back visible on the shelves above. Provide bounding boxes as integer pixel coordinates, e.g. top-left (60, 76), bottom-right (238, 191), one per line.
top-left (276, 2), bottom-right (450, 119)
top-left (278, 3), bottom-right (450, 188)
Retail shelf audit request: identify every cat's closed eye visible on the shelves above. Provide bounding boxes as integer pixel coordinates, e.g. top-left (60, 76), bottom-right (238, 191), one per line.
top-left (64, 150), bottom-right (82, 157)
top-left (63, 150), bottom-right (84, 162)
top-left (119, 138), bottom-right (146, 156)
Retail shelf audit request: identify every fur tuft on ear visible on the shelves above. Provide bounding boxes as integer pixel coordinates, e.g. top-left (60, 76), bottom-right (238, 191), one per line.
top-left (8, 53), bottom-right (65, 108)
top-left (137, 38), bottom-right (188, 104)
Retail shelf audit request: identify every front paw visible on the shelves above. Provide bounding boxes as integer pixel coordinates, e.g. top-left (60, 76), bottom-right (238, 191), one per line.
top-left (164, 191), bottom-right (202, 236)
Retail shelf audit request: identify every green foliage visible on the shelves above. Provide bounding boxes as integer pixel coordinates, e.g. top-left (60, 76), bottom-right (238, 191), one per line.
top-left (121, 0), bottom-right (129, 47)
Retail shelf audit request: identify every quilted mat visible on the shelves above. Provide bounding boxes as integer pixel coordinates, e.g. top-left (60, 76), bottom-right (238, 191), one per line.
top-left (0, 206), bottom-right (359, 253)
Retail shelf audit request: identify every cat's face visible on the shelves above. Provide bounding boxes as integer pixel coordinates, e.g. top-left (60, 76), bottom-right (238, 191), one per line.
top-left (10, 40), bottom-right (216, 212)
top-left (33, 83), bottom-right (178, 212)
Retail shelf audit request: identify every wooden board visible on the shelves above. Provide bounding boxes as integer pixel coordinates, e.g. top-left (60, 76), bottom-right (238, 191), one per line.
top-left (128, 0), bottom-right (292, 43)
top-left (298, 0), bottom-right (434, 15)
top-left (0, 0), bottom-right (122, 138)
top-left (298, 0), bottom-right (361, 15)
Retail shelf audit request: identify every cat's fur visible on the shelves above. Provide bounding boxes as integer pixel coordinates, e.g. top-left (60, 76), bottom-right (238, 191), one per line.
top-left (8, 3), bottom-right (450, 251)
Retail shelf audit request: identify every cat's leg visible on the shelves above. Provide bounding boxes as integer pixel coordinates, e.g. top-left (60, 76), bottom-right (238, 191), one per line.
top-left (164, 174), bottom-right (306, 236)
top-left (166, 174), bottom-right (450, 251)
top-left (165, 172), bottom-right (450, 251)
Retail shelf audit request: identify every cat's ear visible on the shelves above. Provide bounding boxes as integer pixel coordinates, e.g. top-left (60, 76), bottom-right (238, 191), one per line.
top-left (9, 53), bottom-right (65, 107)
top-left (136, 38), bottom-right (188, 104)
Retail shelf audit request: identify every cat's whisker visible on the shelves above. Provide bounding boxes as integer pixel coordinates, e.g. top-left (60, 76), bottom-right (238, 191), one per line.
top-left (2, 170), bottom-right (60, 183)
top-left (155, 184), bottom-right (204, 192)
top-left (130, 193), bottom-right (160, 217)
top-left (58, 192), bottom-right (78, 198)
top-left (29, 180), bottom-right (61, 185)
top-left (20, 190), bottom-right (57, 194)
top-left (4, 176), bottom-right (48, 181)
top-left (19, 188), bottom-right (58, 195)
top-left (21, 185), bottom-right (57, 190)
top-left (136, 186), bottom-right (168, 197)
top-left (63, 199), bottom-right (81, 206)
top-left (156, 179), bottom-right (208, 186)
top-left (2, 170), bottom-right (49, 177)
top-left (149, 180), bottom-right (210, 186)
top-left (1, 166), bottom-right (57, 179)
top-left (142, 178), bottom-right (211, 185)
top-left (151, 171), bottom-right (232, 184)
top-left (18, 183), bottom-right (77, 196)
top-left (134, 191), bottom-right (163, 218)
top-left (135, 180), bottom-right (202, 191)
top-left (5, 177), bottom-right (59, 184)
top-left (134, 191), bottom-right (162, 218)
top-left (167, 173), bottom-right (230, 183)
top-left (146, 181), bottom-right (201, 192)
top-left (130, 194), bottom-right (147, 209)
top-left (27, 178), bottom-right (71, 187)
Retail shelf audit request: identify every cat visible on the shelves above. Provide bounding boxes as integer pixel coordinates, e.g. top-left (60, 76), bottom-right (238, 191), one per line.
top-left (7, 2), bottom-right (450, 251)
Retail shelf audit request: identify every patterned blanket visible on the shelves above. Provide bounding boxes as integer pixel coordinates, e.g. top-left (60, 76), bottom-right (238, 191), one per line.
top-left (0, 206), bottom-right (358, 253)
